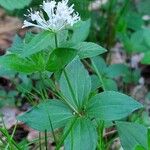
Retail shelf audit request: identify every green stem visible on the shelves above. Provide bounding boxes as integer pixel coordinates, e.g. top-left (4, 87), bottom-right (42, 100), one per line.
top-left (53, 32), bottom-right (80, 115)
top-left (45, 130), bottom-right (48, 150)
top-left (63, 69), bottom-right (79, 108)
top-left (39, 132), bottom-right (42, 150)
top-left (55, 33), bottom-right (58, 48)
top-left (83, 59), bottom-right (106, 91)
top-left (91, 61), bottom-right (106, 91)
top-left (56, 117), bottom-right (77, 150)
top-left (116, 0), bottom-right (130, 24)
top-left (47, 78), bottom-right (79, 115)
top-left (84, 60), bottom-right (106, 149)
top-left (46, 109), bottom-right (57, 144)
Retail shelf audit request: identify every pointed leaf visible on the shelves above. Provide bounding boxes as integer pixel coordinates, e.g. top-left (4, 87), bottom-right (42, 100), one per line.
top-left (60, 59), bottom-right (91, 109)
top-left (0, 54), bottom-right (44, 74)
top-left (46, 48), bottom-right (77, 72)
top-left (116, 121), bottom-right (148, 150)
top-left (75, 42), bottom-right (107, 59)
top-left (21, 31), bottom-right (55, 57)
top-left (18, 100), bottom-right (73, 132)
top-left (87, 91), bottom-right (143, 121)
top-left (70, 20), bottom-right (91, 44)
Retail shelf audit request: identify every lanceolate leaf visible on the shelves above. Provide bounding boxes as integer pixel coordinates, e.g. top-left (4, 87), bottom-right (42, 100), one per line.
top-left (64, 117), bottom-right (97, 150)
top-left (0, 54), bottom-right (44, 74)
top-left (116, 121), bottom-right (148, 150)
top-left (60, 59), bottom-right (91, 110)
top-left (105, 64), bottom-right (129, 78)
top-left (0, 0), bottom-right (31, 10)
top-left (87, 91), bottom-right (143, 121)
top-left (70, 20), bottom-right (91, 44)
top-left (18, 100), bottom-right (73, 132)
top-left (20, 31), bottom-right (55, 57)
top-left (75, 42), bottom-right (107, 59)
top-left (46, 48), bottom-right (77, 72)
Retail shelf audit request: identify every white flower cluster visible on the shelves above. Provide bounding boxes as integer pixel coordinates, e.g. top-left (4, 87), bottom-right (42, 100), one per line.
top-left (23, 0), bottom-right (80, 32)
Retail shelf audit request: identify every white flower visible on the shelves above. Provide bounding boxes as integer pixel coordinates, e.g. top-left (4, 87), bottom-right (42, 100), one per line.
top-left (23, 0), bottom-right (80, 32)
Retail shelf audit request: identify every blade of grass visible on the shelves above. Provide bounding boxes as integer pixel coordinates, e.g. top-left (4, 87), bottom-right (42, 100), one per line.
top-left (5, 121), bottom-right (18, 150)
top-left (0, 128), bottom-right (21, 150)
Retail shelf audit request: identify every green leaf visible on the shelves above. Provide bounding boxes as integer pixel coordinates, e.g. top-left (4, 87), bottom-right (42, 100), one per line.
top-left (0, 0), bottom-right (31, 10)
top-left (123, 69), bottom-right (141, 84)
top-left (91, 75), bottom-right (101, 91)
top-left (64, 117), bottom-right (97, 150)
top-left (134, 145), bottom-right (146, 150)
top-left (57, 30), bottom-right (68, 46)
top-left (91, 76), bottom-right (117, 92)
top-left (141, 51), bottom-right (150, 65)
top-left (70, 20), bottom-right (91, 44)
top-left (20, 31), bottom-right (55, 57)
top-left (125, 11), bottom-right (143, 31)
top-left (74, 42), bottom-right (107, 59)
top-left (106, 64), bottom-right (129, 78)
top-left (18, 100), bottom-right (73, 132)
top-left (70, 0), bottom-right (91, 19)
top-left (7, 35), bottom-right (23, 53)
top-left (103, 78), bottom-right (118, 91)
top-left (130, 29), bottom-right (150, 53)
top-left (0, 66), bottom-right (16, 78)
top-left (116, 121), bottom-right (148, 150)
top-left (0, 90), bottom-right (16, 108)
top-left (46, 48), bottom-right (77, 72)
top-left (148, 128), bottom-right (150, 149)
top-left (91, 56), bottom-right (107, 75)
top-left (0, 54), bottom-right (45, 74)
top-left (60, 59), bottom-right (91, 109)
top-left (87, 91), bottom-right (143, 121)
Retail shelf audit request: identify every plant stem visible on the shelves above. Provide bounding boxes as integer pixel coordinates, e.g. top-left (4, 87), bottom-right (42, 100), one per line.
top-left (116, 0), bottom-right (130, 24)
top-left (53, 32), bottom-right (80, 115)
top-left (45, 130), bottom-right (48, 150)
top-left (83, 59), bottom-right (106, 91)
top-left (91, 60), bottom-right (106, 91)
top-left (63, 69), bottom-right (79, 108)
top-left (46, 109), bottom-right (57, 145)
top-left (48, 77), bottom-right (79, 115)
top-left (39, 132), bottom-right (42, 150)
top-left (83, 60), bottom-right (106, 149)
top-left (55, 33), bottom-right (58, 48)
